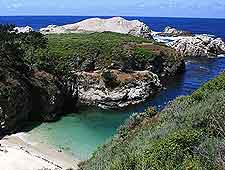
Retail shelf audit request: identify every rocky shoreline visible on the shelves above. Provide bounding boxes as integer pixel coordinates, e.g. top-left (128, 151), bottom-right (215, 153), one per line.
top-left (152, 26), bottom-right (225, 57)
top-left (0, 21), bottom-right (185, 135)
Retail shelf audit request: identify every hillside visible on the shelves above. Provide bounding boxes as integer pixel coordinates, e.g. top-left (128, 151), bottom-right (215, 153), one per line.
top-left (80, 71), bottom-right (225, 170)
top-left (47, 32), bottom-right (183, 76)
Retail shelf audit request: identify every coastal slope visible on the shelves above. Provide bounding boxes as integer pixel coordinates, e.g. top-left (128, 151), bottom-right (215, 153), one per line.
top-left (80, 71), bottom-right (225, 170)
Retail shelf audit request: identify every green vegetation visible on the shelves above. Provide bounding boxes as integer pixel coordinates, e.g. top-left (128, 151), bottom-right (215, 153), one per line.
top-left (47, 32), bottom-right (150, 59)
top-left (80, 72), bottom-right (225, 170)
top-left (47, 32), bottom-right (181, 74)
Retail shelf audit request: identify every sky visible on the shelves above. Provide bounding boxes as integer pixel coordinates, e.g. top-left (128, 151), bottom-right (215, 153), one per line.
top-left (0, 0), bottom-right (225, 18)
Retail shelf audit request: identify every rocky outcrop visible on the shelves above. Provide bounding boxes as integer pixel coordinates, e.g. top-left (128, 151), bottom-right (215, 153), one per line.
top-left (14, 26), bottom-right (33, 33)
top-left (152, 26), bottom-right (225, 57)
top-left (168, 35), bottom-right (225, 57)
top-left (69, 42), bottom-right (185, 109)
top-left (40, 17), bottom-right (153, 39)
top-left (76, 70), bottom-right (161, 109)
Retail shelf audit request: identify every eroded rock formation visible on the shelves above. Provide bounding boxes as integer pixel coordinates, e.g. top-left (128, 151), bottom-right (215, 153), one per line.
top-left (168, 35), bottom-right (225, 57)
top-left (76, 70), bottom-right (161, 109)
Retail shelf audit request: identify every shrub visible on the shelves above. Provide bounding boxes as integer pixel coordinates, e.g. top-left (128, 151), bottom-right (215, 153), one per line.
top-left (80, 72), bottom-right (225, 170)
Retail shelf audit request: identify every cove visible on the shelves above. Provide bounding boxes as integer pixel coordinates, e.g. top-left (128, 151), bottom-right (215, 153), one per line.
top-left (27, 57), bottom-right (225, 160)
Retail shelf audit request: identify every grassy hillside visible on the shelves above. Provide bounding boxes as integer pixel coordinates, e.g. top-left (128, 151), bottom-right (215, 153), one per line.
top-left (80, 71), bottom-right (225, 170)
top-left (46, 32), bottom-right (182, 75)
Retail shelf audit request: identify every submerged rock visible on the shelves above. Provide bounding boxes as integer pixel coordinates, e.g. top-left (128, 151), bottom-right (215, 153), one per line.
top-left (168, 35), bottom-right (225, 57)
top-left (40, 17), bottom-right (153, 39)
top-left (76, 70), bottom-right (161, 109)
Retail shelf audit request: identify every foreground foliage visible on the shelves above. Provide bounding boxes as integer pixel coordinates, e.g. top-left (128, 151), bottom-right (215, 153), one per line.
top-left (80, 72), bottom-right (225, 170)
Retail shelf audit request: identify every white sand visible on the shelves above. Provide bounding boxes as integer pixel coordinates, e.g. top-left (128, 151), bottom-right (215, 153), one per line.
top-left (0, 133), bottom-right (80, 170)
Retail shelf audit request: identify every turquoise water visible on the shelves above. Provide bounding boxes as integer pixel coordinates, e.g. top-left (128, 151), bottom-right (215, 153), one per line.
top-left (27, 57), bottom-right (225, 160)
top-left (27, 107), bottom-right (129, 160)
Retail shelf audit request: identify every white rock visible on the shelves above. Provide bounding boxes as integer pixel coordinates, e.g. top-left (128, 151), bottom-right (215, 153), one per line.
top-left (40, 17), bottom-right (152, 39)
top-left (14, 26), bottom-right (33, 33)
top-left (76, 70), bottom-right (161, 109)
top-left (168, 35), bottom-right (225, 57)
top-left (40, 25), bottom-right (66, 34)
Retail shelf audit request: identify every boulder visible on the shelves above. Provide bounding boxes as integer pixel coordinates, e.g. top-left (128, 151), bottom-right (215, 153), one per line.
top-left (40, 17), bottom-right (153, 39)
top-left (168, 35), bottom-right (225, 57)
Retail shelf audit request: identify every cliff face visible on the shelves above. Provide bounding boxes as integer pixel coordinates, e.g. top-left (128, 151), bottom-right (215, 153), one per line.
top-left (77, 70), bottom-right (161, 109)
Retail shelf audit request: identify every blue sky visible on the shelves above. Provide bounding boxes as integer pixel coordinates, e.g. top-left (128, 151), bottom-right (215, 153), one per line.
top-left (0, 0), bottom-right (225, 18)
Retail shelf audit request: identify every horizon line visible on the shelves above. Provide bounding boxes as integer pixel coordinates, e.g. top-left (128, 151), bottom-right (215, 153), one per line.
top-left (0, 15), bottom-right (225, 20)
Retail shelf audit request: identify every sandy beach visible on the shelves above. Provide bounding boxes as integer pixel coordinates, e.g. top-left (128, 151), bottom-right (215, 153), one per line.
top-left (0, 133), bottom-right (80, 170)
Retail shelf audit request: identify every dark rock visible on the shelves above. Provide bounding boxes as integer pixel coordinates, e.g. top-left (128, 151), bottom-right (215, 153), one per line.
top-left (156, 26), bottom-right (193, 37)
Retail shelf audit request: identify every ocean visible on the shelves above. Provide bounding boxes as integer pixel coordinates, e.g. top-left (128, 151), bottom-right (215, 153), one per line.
top-left (0, 16), bottom-right (225, 41)
top-left (1, 16), bottom-right (225, 160)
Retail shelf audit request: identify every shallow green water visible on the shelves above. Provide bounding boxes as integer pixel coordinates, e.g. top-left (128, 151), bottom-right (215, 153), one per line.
top-left (27, 107), bottom-right (130, 160)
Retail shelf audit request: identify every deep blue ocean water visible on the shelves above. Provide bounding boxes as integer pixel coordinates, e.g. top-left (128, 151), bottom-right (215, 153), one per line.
top-left (0, 16), bottom-right (225, 41)
top-left (1, 16), bottom-right (225, 160)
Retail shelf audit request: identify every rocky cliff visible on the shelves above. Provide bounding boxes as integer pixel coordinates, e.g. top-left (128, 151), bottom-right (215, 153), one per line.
top-left (76, 70), bottom-right (161, 109)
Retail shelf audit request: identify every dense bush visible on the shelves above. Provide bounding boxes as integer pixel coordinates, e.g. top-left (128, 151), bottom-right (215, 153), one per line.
top-left (80, 72), bottom-right (225, 170)
top-left (0, 24), bottom-right (48, 70)
top-left (47, 32), bottom-right (182, 75)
